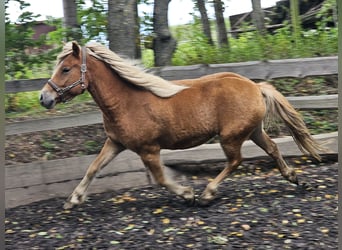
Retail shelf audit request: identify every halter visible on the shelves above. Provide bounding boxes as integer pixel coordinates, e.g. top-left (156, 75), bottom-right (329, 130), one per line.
top-left (48, 46), bottom-right (87, 102)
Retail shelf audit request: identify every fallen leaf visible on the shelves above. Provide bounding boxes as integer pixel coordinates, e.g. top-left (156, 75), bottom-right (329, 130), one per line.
top-left (197, 220), bottom-right (205, 225)
top-left (153, 208), bottom-right (163, 214)
top-left (208, 235), bottom-right (228, 245)
top-left (229, 207), bottom-right (239, 212)
top-left (162, 218), bottom-right (170, 224)
top-left (258, 207), bottom-right (269, 213)
top-left (147, 229), bottom-right (155, 235)
top-left (297, 219), bottom-right (306, 223)
top-left (291, 232), bottom-right (301, 238)
top-left (284, 239), bottom-right (292, 244)
top-left (268, 189), bottom-right (279, 193)
top-left (123, 224), bottom-right (135, 231)
top-left (241, 224), bottom-right (250, 231)
top-left (320, 228), bottom-right (329, 234)
top-left (29, 233), bottom-right (37, 238)
top-left (110, 240), bottom-right (120, 245)
top-left (163, 227), bottom-right (176, 233)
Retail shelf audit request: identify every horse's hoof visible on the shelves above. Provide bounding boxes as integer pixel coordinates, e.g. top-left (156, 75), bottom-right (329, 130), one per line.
top-left (286, 171), bottom-right (299, 185)
top-left (63, 192), bottom-right (86, 209)
top-left (63, 201), bottom-right (75, 210)
top-left (197, 192), bottom-right (216, 206)
top-left (197, 197), bottom-right (212, 207)
top-left (181, 187), bottom-right (195, 205)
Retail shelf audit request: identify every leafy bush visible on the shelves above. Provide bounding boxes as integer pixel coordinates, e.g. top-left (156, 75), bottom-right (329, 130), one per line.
top-left (163, 20), bottom-right (338, 67)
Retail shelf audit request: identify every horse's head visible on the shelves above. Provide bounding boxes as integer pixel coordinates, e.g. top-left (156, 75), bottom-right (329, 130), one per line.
top-left (40, 42), bottom-right (88, 109)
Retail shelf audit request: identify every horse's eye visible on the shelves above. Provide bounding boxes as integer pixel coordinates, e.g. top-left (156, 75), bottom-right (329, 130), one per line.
top-left (62, 67), bottom-right (70, 73)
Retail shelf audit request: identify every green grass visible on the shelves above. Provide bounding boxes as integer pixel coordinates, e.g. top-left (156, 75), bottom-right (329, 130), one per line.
top-left (5, 91), bottom-right (94, 120)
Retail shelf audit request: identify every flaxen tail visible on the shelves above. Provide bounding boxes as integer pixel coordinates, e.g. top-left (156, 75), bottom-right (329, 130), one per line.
top-left (258, 82), bottom-right (324, 161)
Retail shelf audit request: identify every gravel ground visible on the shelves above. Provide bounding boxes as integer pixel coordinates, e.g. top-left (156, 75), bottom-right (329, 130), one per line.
top-left (5, 156), bottom-right (338, 249)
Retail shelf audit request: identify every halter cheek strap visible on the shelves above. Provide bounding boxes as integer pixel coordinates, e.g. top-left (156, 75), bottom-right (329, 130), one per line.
top-left (48, 46), bottom-right (88, 102)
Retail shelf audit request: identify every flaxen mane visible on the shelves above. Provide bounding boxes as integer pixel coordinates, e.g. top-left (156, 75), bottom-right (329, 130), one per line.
top-left (57, 42), bottom-right (189, 97)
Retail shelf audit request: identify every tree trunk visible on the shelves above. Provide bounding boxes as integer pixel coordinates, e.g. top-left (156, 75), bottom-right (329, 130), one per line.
top-left (62, 0), bottom-right (82, 41)
top-left (213, 0), bottom-right (229, 48)
top-left (196, 0), bottom-right (213, 45)
top-left (290, 0), bottom-right (301, 47)
top-left (153, 0), bottom-right (177, 66)
top-left (251, 0), bottom-right (266, 35)
top-left (107, 0), bottom-right (141, 58)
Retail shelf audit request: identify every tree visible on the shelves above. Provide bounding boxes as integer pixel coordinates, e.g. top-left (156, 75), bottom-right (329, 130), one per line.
top-left (77, 0), bottom-right (108, 43)
top-left (5, 0), bottom-right (59, 111)
top-left (62, 0), bottom-right (82, 41)
top-left (213, 0), bottom-right (229, 48)
top-left (251, 0), bottom-right (266, 35)
top-left (153, 0), bottom-right (176, 66)
top-left (5, 0), bottom-right (54, 79)
top-left (107, 0), bottom-right (141, 58)
top-left (195, 0), bottom-right (213, 45)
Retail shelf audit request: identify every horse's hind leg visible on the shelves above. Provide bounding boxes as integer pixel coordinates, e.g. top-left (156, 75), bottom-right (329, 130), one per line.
top-left (250, 124), bottom-right (298, 184)
top-left (63, 138), bottom-right (125, 209)
top-left (140, 150), bottom-right (195, 203)
top-left (199, 141), bottom-right (243, 205)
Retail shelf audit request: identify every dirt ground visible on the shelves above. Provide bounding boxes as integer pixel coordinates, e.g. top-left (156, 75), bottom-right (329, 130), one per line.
top-left (5, 156), bottom-right (338, 249)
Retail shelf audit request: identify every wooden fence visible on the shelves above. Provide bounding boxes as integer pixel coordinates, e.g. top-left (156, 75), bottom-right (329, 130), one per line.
top-left (5, 56), bottom-right (339, 208)
top-left (5, 56), bottom-right (338, 93)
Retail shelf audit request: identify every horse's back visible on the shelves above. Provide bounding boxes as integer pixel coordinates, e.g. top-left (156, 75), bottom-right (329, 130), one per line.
top-left (173, 72), bottom-right (265, 114)
top-left (172, 72), bottom-right (266, 137)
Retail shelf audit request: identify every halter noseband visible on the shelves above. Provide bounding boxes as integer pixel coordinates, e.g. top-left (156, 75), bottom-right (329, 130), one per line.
top-left (48, 46), bottom-right (87, 102)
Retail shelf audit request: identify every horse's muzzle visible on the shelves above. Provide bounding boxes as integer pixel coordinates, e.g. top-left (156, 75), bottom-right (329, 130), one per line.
top-left (40, 90), bottom-right (56, 109)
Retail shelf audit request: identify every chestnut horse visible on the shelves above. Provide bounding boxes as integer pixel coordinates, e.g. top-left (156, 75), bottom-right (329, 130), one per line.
top-left (40, 42), bottom-right (322, 209)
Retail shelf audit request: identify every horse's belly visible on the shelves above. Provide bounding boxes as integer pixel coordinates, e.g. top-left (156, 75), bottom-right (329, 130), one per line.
top-left (159, 130), bottom-right (216, 150)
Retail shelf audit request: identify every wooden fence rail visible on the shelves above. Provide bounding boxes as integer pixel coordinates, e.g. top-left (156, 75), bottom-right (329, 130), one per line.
top-left (5, 56), bottom-right (338, 93)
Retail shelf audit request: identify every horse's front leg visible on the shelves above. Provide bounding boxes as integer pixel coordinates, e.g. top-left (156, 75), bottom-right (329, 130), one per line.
top-left (63, 138), bottom-right (125, 209)
top-left (140, 149), bottom-right (195, 203)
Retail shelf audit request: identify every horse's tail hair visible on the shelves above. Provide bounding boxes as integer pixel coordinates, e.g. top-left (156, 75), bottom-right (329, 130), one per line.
top-left (258, 82), bottom-right (324, 161)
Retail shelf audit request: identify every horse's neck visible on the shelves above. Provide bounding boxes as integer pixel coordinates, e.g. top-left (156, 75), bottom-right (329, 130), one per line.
top-left (87, 60), bottom-right (129, 118)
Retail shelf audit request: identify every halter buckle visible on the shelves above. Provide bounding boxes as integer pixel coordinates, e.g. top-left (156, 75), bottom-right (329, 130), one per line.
top-left (81, 64), bottom-right (87, 73)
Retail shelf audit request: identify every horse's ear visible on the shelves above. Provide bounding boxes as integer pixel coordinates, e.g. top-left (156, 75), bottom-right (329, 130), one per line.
top-left (72, 41), bottom-right (80, 58)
